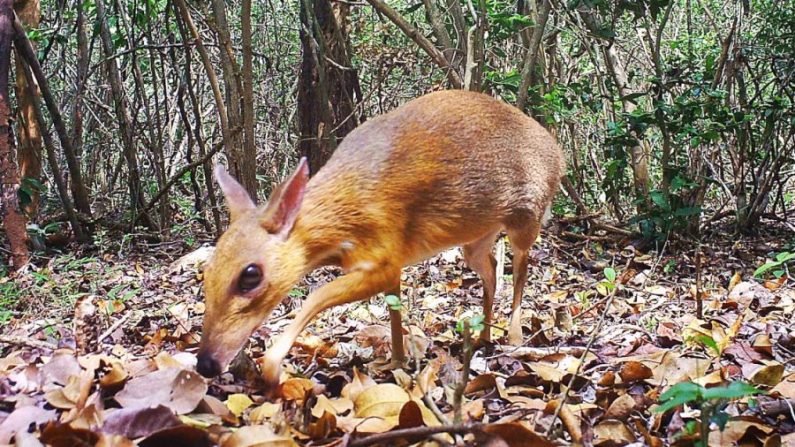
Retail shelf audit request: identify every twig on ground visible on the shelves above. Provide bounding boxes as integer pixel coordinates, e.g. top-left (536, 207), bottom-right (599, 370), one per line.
top-left (494, 345), bottom-right (585, 360)
top-left (97, 312), bottom-right (132, 344)
top-left (0, 335), bottom-right (58, 351)
top-left (453, 321), bottom-right (474, 425)
top-left (545, 258), bottom-right (632, 440)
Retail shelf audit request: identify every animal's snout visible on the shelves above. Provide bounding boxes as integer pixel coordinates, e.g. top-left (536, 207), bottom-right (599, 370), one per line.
top-left (196, 353), bottom-right (222, 378)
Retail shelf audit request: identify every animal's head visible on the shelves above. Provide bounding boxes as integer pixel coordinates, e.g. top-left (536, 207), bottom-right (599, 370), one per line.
top-left (196, 159), bottom-right (309, 378)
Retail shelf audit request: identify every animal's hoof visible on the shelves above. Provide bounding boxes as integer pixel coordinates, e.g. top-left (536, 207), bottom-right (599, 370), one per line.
top-left (508, 319), bottom-right (524, 346)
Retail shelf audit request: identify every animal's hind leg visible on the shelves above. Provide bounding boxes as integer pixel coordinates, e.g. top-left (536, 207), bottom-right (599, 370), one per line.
top-left (462, 231), bottom-right (499, 342)
top-left (506, 219), bottom-right (541, 346)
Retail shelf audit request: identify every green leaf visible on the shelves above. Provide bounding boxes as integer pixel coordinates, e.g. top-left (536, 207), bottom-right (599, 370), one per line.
top-left (649, 190), bottom-right (670, 211)
top-left (674, 207), bottom-right (702, 217)
top-left (754, 261), bottom-right (779, 278)
top-left (655, 392), bottom-right (698, 413)
top-left (604, 267), bottom-right (617, 283)
top-left (385, 294), bottom-right (402, 311)
top-left (701, 381), bottom-right (764, 401)
top-left (659, 381), bottom-right (703, 402)
top-left (775, 252), bottom-right (795, 263)
top-left (696, 334), bottom-right (720, 354)
top-left (469, 314), bottom-right (485, 332)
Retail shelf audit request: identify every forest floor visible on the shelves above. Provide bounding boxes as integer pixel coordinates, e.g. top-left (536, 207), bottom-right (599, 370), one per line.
top-left (1, 218), bottom-right (794, 446)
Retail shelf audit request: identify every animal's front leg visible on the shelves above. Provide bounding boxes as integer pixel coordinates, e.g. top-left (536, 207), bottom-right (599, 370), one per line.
top-left (259, 265), bottom-right (400, 389)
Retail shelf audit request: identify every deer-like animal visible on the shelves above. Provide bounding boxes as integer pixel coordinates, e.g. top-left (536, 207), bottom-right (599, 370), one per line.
top-left (196, 90), bottom-right (564, 387)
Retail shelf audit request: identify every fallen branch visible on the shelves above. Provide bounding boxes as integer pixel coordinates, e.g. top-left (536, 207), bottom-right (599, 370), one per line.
top-left (495, 345), bottom-right (586, 361)
top-left (758, 398), bottom-right (795, 419)
top-left (558, 212), bottom-right (601, 224)
top-left (97, 312), bottom-right (132, 344)
top-left (0, 335), bottom-right (58, 351)
top-left (545, 258), bottom-right (631, 439)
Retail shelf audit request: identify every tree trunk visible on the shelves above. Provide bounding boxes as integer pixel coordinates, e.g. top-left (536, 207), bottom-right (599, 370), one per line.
top-left (0, 0), bottom-right (28, 270)
top-left (13, 0), bottom-right (41, 217)
top-left (17, 50), bottom-right (85, 241)
top-left (516, 0), bottom-right (551, 111)
top-left (297, 0), bottom-right (361, 175)
top-left (241, 0), bottom-right (257, 186)
top-left (171, 0), bottom-right (221, 234)
top-left (95, 0), bottom-right (154, 229)
top-left (70, 0), bottom-right (91, 215)
top-left (13, 16), bottom-right (92, 218)
top-left (209, 0), bottom-right (257, 197)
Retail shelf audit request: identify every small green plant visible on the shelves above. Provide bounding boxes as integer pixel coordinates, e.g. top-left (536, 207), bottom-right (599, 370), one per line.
top-left (575, 290), bottom-right (592, 308)
top-left (693, 334), bottom-right (722, 357)
top-left (754, 251), bottom-right (794, 279)
top-left (384, 294), bottom-right (402, 311)
top-left (655, 381), bottom-right (764, 447)
top-left (595, 267), bottom-right (618, 295)
top-left (17, 177), bottom-right (46, 210)
top-left (455, 314), bottom-right (485, 333)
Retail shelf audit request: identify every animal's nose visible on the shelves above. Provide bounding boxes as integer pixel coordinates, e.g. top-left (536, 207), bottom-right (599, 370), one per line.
top-left (196, 354), bottom-right (222, 378)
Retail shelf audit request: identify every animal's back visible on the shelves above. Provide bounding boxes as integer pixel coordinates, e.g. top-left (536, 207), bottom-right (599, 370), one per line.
top-left (305, 90), bottom-right (564, 263)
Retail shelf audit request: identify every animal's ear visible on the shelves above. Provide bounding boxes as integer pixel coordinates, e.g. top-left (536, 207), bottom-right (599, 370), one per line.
top-left (262, 157), bottom-right (309, 239)
top-left (214, 164), bottom-right (256, 222)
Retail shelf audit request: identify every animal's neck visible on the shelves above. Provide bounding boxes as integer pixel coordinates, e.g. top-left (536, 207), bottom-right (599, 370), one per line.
top-left (286, 181), bottom-right (355, 272)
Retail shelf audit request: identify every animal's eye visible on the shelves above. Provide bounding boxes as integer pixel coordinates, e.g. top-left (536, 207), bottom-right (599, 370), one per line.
top-left (238, 264), bottom-right (263, 293)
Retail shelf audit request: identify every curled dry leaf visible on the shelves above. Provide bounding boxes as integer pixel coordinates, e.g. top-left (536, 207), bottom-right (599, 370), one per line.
top-left (44, 370), bottom-right (93, 410)
top-left (744, 361), bottom-right (785, 387)
top-left (416, 360), bottom-right (440, 394)
top-left (99, 361), bottom-right (129, 389)
top-left (352, 383), bottom-right (439, 431)
top-left (311, 394), bottom-right (354, 418)
top-left (771, 373), bottom-right (795, 399)
top-left (752, 334), bottom-right (773, 356)
top-left (353, 325), bottom-right (393, 357)
top-left (102, 405), bottom-right (181, 439)
top-left (397, 400), bottom-right (424, 429)
top-left (278, 377), bottom-right (314, 401)
top-left (693, 370), bottom-right (724, 387)
top-left (307, 411), bottom-right (337, 439)
top-left (114, 368), bottom-right (207, 414)
top-left (619, 361), bottom-right (653, 383)
top-left (341, 367), bottom-right (376, 401)
top-left (643, 351), bottom-right (710, 387)
top-left (528, 362), bottom-right (565, 383)
top-left (465, 373), bottom-right (507, 398)
top-left (707, 419), bottom-right (774, 446)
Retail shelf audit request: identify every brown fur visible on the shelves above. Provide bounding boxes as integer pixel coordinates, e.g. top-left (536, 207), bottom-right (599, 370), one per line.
top-left (198, 90), bottom-right (564, 384)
